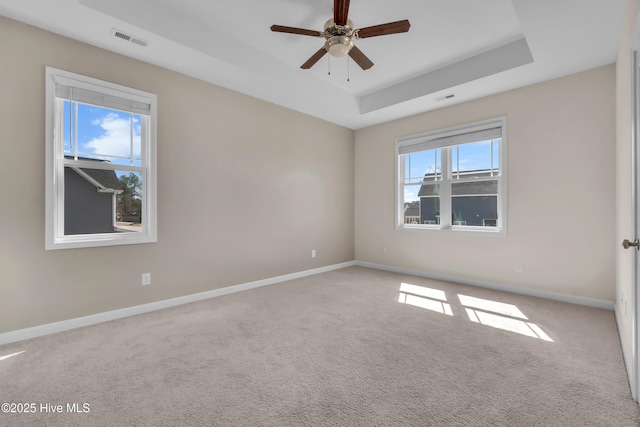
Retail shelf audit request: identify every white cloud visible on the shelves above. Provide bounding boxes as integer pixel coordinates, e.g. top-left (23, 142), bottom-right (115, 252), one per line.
top-left (85, 113), bottom-right (140, 159)
top-left (404, 188), bottom-right (419, 202)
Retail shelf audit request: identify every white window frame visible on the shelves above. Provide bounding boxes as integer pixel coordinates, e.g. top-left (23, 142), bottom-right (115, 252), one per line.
top-left (395, 117), bottom-right (507, 235)
top-left (45, 67), bottom-right (157, 250)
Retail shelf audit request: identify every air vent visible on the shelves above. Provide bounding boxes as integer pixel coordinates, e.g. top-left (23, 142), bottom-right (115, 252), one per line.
top-left (113, 30), bottom-right (131, 41)
top-left (111, 29), bottom-right (149, 47)
top-left (130, 37), bottom-right (148, 47)
top-left (434, 93), bottom-right (456, 102)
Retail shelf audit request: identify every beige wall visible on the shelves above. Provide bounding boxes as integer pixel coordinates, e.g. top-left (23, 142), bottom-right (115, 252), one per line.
top-left (0, 17), bottom-right (354, 333)
top-left (355, 65), bottom-right (616, 302)
top-left (616, 0), bottom-right (640, 386)
top-left (0, 13), bottom-right (623, 339)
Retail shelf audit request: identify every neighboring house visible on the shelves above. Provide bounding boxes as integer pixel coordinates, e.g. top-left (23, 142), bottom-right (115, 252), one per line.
top-left (64, 157), bottom-right (122, 235)
top-left (403, 201), bottom-right (420, 224)
top-left (412, 169), bottom-right (498, 226)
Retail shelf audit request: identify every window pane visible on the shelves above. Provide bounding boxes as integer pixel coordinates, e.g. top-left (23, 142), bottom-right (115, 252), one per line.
top-left (62, 101), bottom-right (142, 166)
top-left (403, 200), bottom-right (421, 224)
top-left (404, 182), bottom-right (441, 225)
top-left (418, 184), bottom-right (440, 224)
top-left (404, 149), bottom-right (441, 184)
top-left (418, 183), bottom-right (440, 224)
top-left (116, 172), bottom-right (143, 232)
top-left (451, 195), bottom-right (497, 227)
top-left (64, 166), bottom-right (142, 235)
top-left (419, 197), bottom-right (440, 225)
top-left (452, 139), bottom-right (500, 179)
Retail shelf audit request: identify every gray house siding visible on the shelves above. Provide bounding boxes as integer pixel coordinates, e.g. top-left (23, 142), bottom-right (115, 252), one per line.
top-left (419, 198), bottom-right (440, 224)
top-left (451, 195), bottom-right (497, 226)
top-left (413, 170), bottom-right (498, 226)
top-left (64, 167), bottom-right (116, 235)
top-left (418, 194), bottom-right (497, 226)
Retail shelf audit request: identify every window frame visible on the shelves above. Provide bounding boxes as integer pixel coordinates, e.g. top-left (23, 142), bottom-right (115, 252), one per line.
top-left (45, 67), bottom-right (158, 250)
top-left (395, 117), bottom-right (507, 235)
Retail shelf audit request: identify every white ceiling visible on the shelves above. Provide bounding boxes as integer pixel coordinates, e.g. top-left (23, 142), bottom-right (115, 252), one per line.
top-left (0, 0), bottom-right (626, 129)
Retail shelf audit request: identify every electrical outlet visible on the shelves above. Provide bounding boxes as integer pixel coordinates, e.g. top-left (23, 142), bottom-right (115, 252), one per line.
top-left (141, 273), bottom-right (151, 286)
top-left (515, 262), bottom-right (524, 273)
top-left (311, 250), bottom-right (316, 258)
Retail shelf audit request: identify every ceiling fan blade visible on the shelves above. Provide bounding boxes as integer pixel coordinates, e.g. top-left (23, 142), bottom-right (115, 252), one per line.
top-left (356, 20), bottom-right (411, 39)
top-left (334, 0), bottom-right (351, 26)
top-left (301, 47), bottom-right (328, 69)
top-left (270, 25), bottom-right (324, 37)
top-left (348, 45), bottom-right (374, 70)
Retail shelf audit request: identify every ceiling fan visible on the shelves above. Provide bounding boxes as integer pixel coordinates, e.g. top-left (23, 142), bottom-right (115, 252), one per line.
top-left (270, 0), bottom-right (410, 70)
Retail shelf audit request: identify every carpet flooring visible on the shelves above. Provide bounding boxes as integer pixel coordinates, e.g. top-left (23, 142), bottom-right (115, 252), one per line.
top-left (1, 266), bottom-right (638, 426)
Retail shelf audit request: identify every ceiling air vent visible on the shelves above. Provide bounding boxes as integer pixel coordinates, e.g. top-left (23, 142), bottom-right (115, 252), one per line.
top-left (434, 93), bottom-right (456, 102)
top-left (111, 29), bottom-right (149, 47)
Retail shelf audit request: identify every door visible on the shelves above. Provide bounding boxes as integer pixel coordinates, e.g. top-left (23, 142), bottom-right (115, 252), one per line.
top-left (635, 48), bottom-right (640, 402)
top-left (627, 48), bottom-right (640, 402)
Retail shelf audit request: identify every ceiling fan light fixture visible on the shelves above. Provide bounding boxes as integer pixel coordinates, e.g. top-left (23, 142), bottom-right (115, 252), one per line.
top-left (271, 1), bottom-right (410, 70)
top-left (325, 35), bottom-right (353, 57)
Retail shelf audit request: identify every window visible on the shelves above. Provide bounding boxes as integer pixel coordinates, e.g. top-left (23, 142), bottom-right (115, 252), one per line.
top-left (396, 117), bottom-right (506, 233)
top-left (45, 67), bottom-right (157, 249)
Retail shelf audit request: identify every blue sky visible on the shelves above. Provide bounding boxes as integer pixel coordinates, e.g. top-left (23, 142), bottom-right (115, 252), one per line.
top-left (63, 102), bottom-right (142, 168)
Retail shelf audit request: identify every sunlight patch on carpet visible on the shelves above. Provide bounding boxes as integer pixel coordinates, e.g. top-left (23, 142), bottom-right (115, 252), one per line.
top-left (396, 283), bottom-right (554, 342)
top-left (0, 351), bottom-right (25, 362)
top-left (465, 308), bottom-right (553, 341)
top-left (398, 292), bottom-right (453, 316)
top-left (458, 293), bottom-right (553, 341)
top-left (458, 294), bottom-right (527, 319)
top-left (398, 283), bottom-right (453, 316)
top-left (399, 283), bottom-right (447, 301)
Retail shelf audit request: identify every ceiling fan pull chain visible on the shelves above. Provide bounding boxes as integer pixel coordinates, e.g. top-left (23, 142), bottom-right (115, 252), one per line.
top-left (347, 56), bottom-right (350, 82)
top-left (328, 54), bottom-right (331, 75)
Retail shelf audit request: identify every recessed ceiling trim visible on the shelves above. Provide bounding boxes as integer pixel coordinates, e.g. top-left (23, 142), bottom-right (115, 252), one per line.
top-left (79, 0), bottom-right (355, 127)
top-left (359, 37), bottom-right (534, 114)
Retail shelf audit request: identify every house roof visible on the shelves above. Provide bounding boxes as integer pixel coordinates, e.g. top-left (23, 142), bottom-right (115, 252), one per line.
top-left (79, 168), bottom-right (121, 190)
top-left (418, 170), bottom-right (498, 197)
top-left (65, 156), bottom-right (121, 190)
top-left (404, 201), bottom-right (420, 217)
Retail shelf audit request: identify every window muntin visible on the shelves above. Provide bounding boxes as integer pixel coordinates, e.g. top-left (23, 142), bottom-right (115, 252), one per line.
top-left (45, 67), bottom-right (157, 249)
top-left (396, 118), bottom-right (506, 233)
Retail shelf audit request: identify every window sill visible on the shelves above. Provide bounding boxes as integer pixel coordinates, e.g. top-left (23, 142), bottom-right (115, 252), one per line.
top-left (397, 224), bottom-right (506, 236)
top-left (46, 232), bottom-right (156, 250)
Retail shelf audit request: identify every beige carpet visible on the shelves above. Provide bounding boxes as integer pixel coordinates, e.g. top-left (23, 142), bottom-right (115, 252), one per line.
top-left (1, 266), bottom-right (638, 426)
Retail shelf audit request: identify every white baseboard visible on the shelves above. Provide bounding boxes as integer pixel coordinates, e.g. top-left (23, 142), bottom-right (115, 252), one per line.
top-left (0, 261), bottom-right (356, 346)
top-left (355, 261), bottom-right (615, 311)
top-left (1, 260), bottom-right (615, 347)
